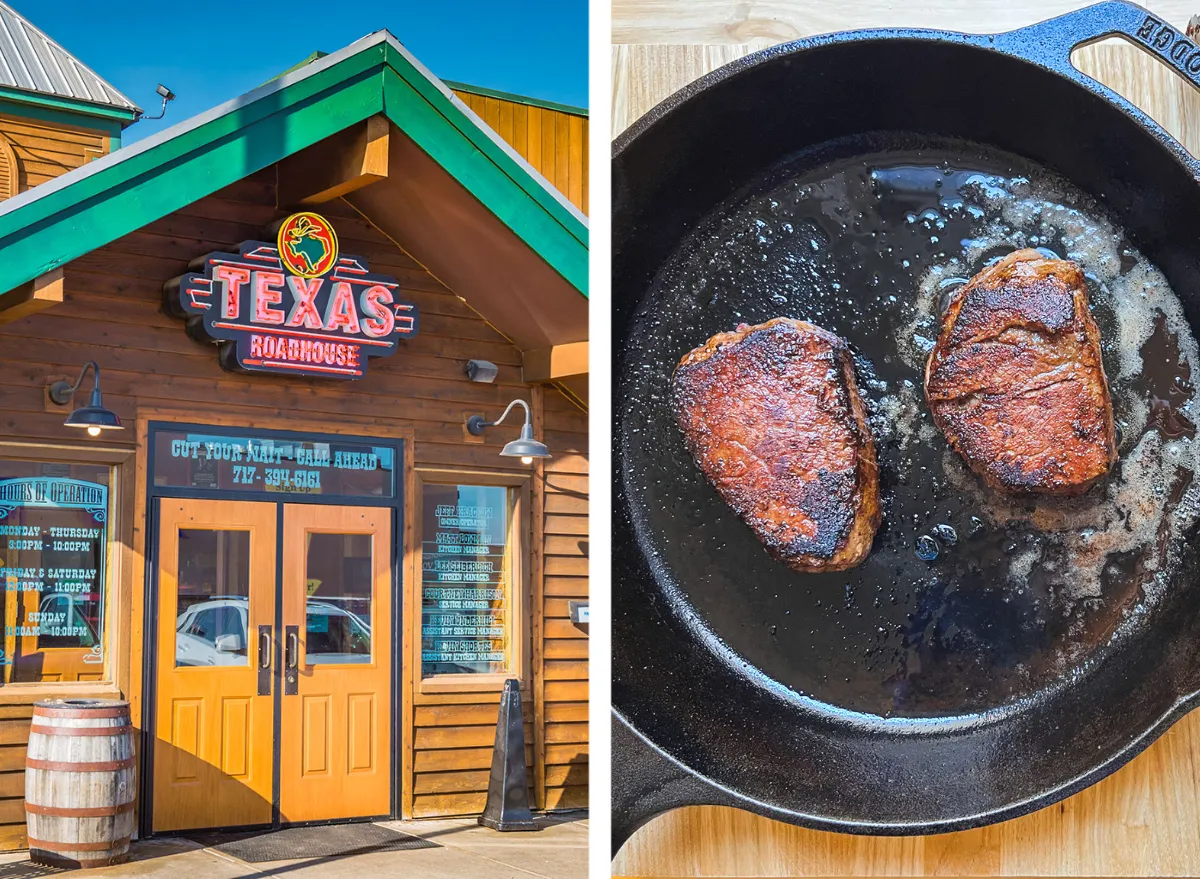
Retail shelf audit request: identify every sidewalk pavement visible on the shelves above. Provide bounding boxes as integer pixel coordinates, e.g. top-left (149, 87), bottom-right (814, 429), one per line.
top-left (0, 813), bottom-right (588, 879)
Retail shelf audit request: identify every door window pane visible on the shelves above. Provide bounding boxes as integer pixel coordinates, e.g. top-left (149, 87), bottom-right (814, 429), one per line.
top-left (0, 461), bottom-right (110, 683)
top-left (304, 532), bottom-right (372, 665)
top-left (175, 530), bottom-right (250, 667)
top-left (421, 484), bottom-right (510, 676)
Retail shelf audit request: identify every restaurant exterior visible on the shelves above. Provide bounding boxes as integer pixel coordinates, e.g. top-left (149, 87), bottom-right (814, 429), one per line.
top-left (0, 13), bottom-right (588, 848)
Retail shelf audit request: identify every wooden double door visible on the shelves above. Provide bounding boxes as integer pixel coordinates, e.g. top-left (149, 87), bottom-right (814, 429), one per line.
top-left (151, 498), bottom-right (392, 832)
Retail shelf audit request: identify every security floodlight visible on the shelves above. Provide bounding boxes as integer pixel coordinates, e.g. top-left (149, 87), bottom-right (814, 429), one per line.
top-left (139, 84), bottom-right (176, 121)
top-left (465, 360), bottom-right (499, 383)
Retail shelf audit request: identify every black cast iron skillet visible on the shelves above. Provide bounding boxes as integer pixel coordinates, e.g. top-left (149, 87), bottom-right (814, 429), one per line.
top-left (613, 1), bottom-right (1200, 853)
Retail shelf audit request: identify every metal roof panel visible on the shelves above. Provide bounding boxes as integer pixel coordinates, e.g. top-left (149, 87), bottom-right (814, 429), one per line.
top-left (0, 2), bottom-right (139, 113)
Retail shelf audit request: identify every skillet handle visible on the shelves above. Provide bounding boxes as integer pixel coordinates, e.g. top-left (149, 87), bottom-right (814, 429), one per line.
top-left (612, 711), bottom-right (736, 857)
top-left (995, 1), bottom-right (1200, 97)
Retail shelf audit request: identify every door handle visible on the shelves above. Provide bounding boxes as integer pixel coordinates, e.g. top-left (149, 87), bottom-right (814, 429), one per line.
top-left (284, 625), bottom-right (299, 695)
top-left (257, 625), bottom-right (272, 696)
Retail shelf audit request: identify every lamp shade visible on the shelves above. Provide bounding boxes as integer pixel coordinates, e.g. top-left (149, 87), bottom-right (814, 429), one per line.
top-left (64, 387), bottom-right (123, 433)
top-left (500, 437), bottom-right (552, 459)
top-left (499, 423), bottom-right (550, 460)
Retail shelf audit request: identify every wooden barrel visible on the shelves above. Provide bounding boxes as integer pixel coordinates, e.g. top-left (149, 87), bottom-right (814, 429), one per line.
top-left (24, 699), bottom-right (135, 869)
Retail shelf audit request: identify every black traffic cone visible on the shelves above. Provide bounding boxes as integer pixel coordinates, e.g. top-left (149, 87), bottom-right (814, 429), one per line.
top-left (478, 678), bottom-right (540, 831)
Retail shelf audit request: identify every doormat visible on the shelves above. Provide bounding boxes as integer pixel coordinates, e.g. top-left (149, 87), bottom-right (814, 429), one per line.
top-left (206, 824), bottom-right (439, 863)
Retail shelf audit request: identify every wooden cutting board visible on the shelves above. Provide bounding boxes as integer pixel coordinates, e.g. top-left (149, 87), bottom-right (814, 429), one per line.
top-left (612, 4), bottom-right (1200, 876)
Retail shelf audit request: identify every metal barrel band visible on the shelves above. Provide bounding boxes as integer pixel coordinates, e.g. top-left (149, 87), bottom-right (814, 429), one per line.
top-left (32, 707), bottom-right (129, 719)
top-left (29, 837), bottom-right (131, 852)
top-left (29, 723), bottom-right (132, 737)
top-left (25, 800), bottom-right (135, 818)
top-left (26, 757), bottom-right (135, 772)
top-left (73, 856), bottom-right (129, 868)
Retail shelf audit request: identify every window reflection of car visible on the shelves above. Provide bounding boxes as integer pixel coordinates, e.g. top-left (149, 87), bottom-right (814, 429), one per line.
top-left (36, 592), bottom-right (99, 649)
top-left (175, 598), bottom-right (248, 667)
top-left (175, 597), bottom-right (370, 667)
top-left (303, 600), bottom-right (371, 664)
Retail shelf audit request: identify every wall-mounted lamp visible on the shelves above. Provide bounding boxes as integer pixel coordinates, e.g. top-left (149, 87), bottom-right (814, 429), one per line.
top-left (48, 362), bottom-right (124, 437)
top-left (466, 399), bottom-right (550, 465)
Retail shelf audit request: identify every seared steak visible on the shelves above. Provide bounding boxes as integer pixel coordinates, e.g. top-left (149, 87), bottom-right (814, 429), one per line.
top-left (925, 249), bottom-right (1117, 496)
top-left (672, 318), bottom-right (881, 572)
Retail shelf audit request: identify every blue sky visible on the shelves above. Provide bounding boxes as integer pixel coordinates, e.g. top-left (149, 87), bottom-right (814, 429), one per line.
top-left (21, 1), bottom-right (587, 142)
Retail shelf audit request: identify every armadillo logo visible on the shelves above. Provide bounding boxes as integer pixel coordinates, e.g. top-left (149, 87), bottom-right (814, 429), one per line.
top-left (166, 214), bottom-right (419, 380)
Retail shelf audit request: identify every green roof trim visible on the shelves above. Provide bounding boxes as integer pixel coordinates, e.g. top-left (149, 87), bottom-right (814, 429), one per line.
top-left (268, 50), bottom-right (330, 84)
top-left (269, 50), bottom-right (587, 116)
top-left (0, 97), bottom-right (124, 139)
top-left (0, 85), bottom-right (138, 125)
top-left (444, 80), bottom-right (588, 118)
top-left (0, 32), bottom-right (587, 302)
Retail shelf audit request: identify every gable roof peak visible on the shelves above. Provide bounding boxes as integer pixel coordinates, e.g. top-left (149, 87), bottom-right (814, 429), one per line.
top-left (0, 25), bottom-right (587, 313)
top-left (0, 1), bottom-right (140, 115)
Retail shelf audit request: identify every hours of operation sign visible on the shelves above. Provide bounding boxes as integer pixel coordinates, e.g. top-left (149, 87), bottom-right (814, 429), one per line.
top-left (421, 485), bottom-right (509, 675)
top-left (0, 476), bottom-right (107, 679)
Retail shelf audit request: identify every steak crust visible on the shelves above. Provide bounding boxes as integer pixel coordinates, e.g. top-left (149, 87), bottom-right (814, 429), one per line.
top-left (925, 249), bottom-right (1117, 496)
top-left (672, 318), bottom-right (881, 572)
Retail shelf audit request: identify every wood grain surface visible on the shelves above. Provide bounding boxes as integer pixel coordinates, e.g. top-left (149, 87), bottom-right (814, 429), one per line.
top-left (612, 0), bottom-right (1200, 46)
top-left (612, 3), bottom-right (1200, 876)
top-left (452, 89), bottom-right (589, 215)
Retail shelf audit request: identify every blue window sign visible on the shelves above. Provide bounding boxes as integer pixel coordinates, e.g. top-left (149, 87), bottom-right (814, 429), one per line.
top-left (152, 427), bottom-right (395, 499)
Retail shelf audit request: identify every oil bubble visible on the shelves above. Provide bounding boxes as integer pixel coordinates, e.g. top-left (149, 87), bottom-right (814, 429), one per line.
top-left (932, 524), bottom-right (958, 545)
top-left (915, 535), bottom-right (940, 561)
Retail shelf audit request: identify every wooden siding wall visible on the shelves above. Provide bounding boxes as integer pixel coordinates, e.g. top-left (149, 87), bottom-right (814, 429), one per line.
top-left (0, 167), bottom-right (587, 837)
top-left (0, 112), bottom-right (109, 197)
top-left (540, 396), bottom-right (589, 811)
top-left (452, 90), bottom-right (588, 215)
top-left (0, 705), bottom-right (30, 849)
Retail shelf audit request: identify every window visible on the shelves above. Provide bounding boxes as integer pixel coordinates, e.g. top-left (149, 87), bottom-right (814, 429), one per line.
top-left (175, 529), bottom-right (250, 668)
top-left (0, 459), bottom-right (112, 683)
top-left (419, 476), bottom-right (526, 685)
top-left (304, 532), bottom-right (372, 665)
